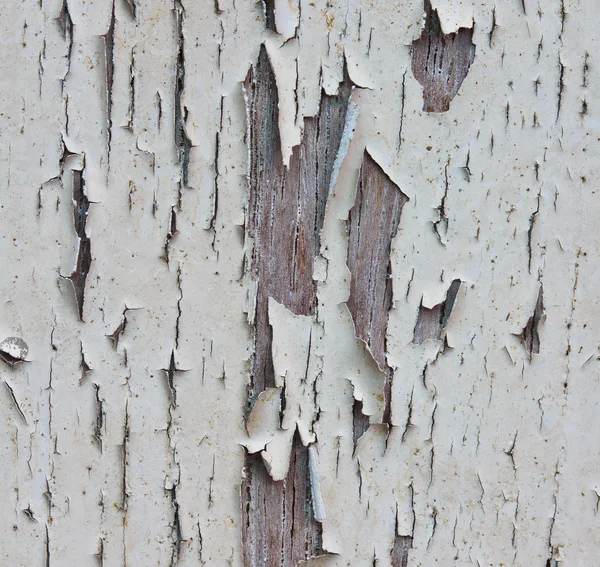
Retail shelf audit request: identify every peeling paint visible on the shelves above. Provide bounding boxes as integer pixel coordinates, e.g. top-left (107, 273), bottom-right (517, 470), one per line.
top-left (2, 0), bottom-right (599, 565)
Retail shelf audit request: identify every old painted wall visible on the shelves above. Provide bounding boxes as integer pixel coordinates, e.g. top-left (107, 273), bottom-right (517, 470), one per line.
top-left (0, 0), bottom-right (598, 565)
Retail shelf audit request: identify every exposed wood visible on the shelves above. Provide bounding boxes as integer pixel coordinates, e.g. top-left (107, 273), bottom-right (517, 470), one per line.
top-left (391, 534), bottom-right (412, 567)
top-left (411, 0), bottom-right (475, 113)
top-left (242, 43), bottom-right (352, 565)
top-left (346, 151), bottom-right (409, 422)
top-left (242, 438), bottom-right (323, 567)
top-left (412, 279), bottom-right (461, 344)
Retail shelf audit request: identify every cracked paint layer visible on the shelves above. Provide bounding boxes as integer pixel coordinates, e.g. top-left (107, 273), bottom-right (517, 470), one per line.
top-left (2, 0), bottom-right (600, 565)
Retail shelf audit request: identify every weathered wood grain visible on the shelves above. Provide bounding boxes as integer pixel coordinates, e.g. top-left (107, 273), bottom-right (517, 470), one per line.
top-left (244, 43), bottom-right (352, 400)
top-left (411, 0), bottom-right (475, 113)
top-left (242, 44), bottom-right (353, 565)
top-left (412, 279), bottom-right (461, 344)
top-left (391, 534), bottom-right (412, 567)
top-left (3, 0), bottom-right (598, 564)
top-left (241, 438), bottom-right (322, 567)
top-left (346, 151), bottom-right (409, 422)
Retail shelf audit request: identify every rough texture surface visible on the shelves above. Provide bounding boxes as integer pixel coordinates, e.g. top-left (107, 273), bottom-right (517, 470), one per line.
top-left (242, 43), bottom-right (352, 565)
top-left (412, 0), bottom-right (476, 112)
top-left (346, 151), bottom-right (409, 422)
top-left (1, 0), bottom-right (599, 566)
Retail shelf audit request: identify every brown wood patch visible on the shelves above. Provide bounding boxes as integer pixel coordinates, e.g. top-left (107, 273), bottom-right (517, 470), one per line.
top-left (244, 44), bottom-right (352, 401)
top-left (242, 438), bottom-right (323, 567)
top-left (346, 151), bottom-right (409, 421)
top-left (412, 279), bottom-right (461, 344)
top-left (242, 45), bottom-right (353, 565)
top-left (411, 0), bottom-right (475, 113)
top-left (391, 535), bottom-right (412, 567)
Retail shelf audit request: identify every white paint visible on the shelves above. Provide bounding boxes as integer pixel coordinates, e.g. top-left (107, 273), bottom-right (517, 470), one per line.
top-left (1, 0), bottom-right (598, 565)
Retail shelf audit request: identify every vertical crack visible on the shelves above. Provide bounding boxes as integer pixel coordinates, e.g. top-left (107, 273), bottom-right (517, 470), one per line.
top-left (102, 0), bottom-right (116, 155)
top-left (174, 0), bottom-right (192, 187)
top-left (67, 166), bottom-right (92, 321)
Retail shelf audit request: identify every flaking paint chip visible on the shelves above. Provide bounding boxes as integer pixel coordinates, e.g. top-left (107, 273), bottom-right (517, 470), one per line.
top-left (0, 337), bottom-right (29, 367)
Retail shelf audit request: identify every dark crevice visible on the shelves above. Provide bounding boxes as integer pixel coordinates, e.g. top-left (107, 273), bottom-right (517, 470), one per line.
top-left (398, 70), bottom-right (407, 148)
top-left (57, 0), bottom-right (73, 87)
top-left (175, 265), bottom-right (183, 350)
top-left (79, 341), bottom-right (91, 383)
top-left (262, 0), bottom-right (276, 32)
top-left (121, 401), bottom-right (130, 512)
top-left (352, 398), bottom-right (370, 451)
top-left (521, 285), bottom-right (544, 359)
top-left (93, 382), bottom-right (104, 450)
top-left (174, 0), bottom-right (192, 187)
top-left (107, 307), bottom-right (129, 349)
top-left (163, 350), bottom-right (181, 408)
top-left (45, 524), bottom-right (50, 567)
top-left (433, 162), bottom-right (450, 245)
top-left (122, 0), bottom-right (136, 19)
top-left (4, 382), bottom-right (28, 424)
top-left (125, 47), bottom-right (136, 131)
top-left (68, 167), bottom-right (92, 321)
top-left (210, 96), bottom-right (224, 241)
top-left (162, 207), bottom-right (178, 265)
top-left (102, 0), bottom-right (116, 154)
top-left (168, 482), bottom-right (183, 567)
top-left (556, 57), bottom-right (565, 123)
top-left (527, 187), bottom-right (542, 273)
